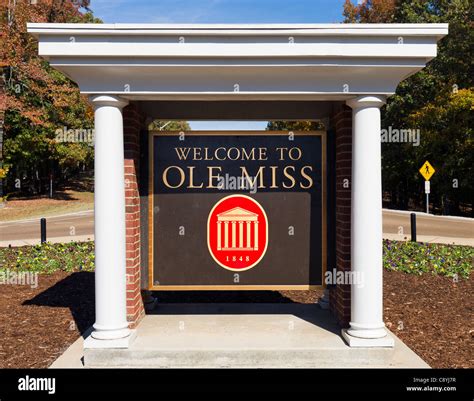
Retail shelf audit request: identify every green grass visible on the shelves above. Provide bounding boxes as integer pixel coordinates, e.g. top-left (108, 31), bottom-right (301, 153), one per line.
top-left (0, 240), bottom-right (472, 280)
top-left (383, 239), bottom-right (473, 279)
top-left (0, 190), bottom-right (94, 222)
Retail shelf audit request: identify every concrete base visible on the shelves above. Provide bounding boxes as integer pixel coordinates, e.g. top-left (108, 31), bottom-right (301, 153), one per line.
top-left (341, 329), bottom-right (395, 347)
top-left (84, 330), bottom-right (137, 349)
top-left (50, 335), bottom-right (85, 368)
top-left (80, 304), bottom-right (429, 368)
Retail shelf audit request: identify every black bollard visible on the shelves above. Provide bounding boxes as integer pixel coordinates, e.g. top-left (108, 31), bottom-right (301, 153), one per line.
top-left (40, 218), bottom-right (47, 244)
top-left (410, 213), bottom-right (417, 242)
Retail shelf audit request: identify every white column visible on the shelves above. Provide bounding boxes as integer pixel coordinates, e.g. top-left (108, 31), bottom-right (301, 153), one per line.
top-left (217, 221), bottom-right (222, 250)
top-left (238, 221), bottom-right (244, 249)
top-left (246, 221), bottom-right (251, 248)
top-left (343, 95), bottom-right (393, 347)
top-left (224, 221), bottom-right (229, 249)
top-left (231, 221), bottom-right (236, 248)
top-left (253, 221), bottom-right (259, 250)
top-left (89, 95), bottom-right (130, 341)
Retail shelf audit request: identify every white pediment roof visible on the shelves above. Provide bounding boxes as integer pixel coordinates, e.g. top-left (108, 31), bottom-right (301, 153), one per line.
top-left (27, 23), bottom-right (448, 101)
top-left (218, 207), bottom-right (258, 218)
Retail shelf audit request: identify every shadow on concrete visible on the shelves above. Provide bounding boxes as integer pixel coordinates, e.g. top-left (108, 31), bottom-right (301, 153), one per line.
top-left (153, 290), bottom-right (297, 304)
top-left (23, 272), bottom-right (95, 337)
top-left (22, 274), bottom-right (335, 336)
top-left (148, 295), bottom-right (339, 335)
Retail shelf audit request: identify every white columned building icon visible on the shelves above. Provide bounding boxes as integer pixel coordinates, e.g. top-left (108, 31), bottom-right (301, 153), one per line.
top-left (216, 207), bottom-right (258, 251)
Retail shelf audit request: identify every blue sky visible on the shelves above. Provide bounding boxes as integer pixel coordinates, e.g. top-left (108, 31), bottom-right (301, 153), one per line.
top-left (90, 0), bottom-right (347, 24)
top-left (89, 0), bottom-right (349, 130)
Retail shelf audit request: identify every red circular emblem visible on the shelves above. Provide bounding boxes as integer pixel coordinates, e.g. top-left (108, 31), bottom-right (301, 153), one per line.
top-left (207, 195), bottom-right (268, 271)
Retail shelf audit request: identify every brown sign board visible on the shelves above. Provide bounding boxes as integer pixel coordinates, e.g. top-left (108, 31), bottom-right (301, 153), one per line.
top-left (148, 131), bottom-right (326, 290)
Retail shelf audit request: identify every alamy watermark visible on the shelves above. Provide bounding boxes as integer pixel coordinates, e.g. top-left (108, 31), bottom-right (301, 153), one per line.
top-left (55, 126), bottom-right (94, 145)
top-left (217, 173), bottom-right (257, 194)
top-left (0, 269), bottom-right (38, 289)
top-left (324, 268), bottom-right (365, 288)
top-left (18, 375), bottom-right (55, 395)
top-left (381, 126), bottom-right (420, 146)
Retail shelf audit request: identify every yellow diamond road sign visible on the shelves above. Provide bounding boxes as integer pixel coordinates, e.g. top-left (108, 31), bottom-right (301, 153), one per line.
top-left (419, 161), bottom-right (435, 181)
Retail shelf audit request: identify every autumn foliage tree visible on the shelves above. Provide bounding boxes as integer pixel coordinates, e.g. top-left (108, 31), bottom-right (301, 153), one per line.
top-left (1, 0), bottom-right (101, 198)
top-left (343, 0), bottom-right (473, 216)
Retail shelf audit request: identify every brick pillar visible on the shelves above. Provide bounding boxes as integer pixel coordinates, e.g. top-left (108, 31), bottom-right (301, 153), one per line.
top-left (123, 102), bottom-right (145, 328)
top-left (329, 105), bottom-right (352, 327)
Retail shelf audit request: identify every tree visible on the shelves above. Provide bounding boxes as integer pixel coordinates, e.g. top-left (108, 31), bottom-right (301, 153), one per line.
top-left (266, 121), bottom-right (324, 131)
top-left (343, 0), bottom-right (473, 215)
top-left (148, 120), bottom-right (191, 131)
top-left (1, 0), bottom-right (101, 197)
top-left (343, 0), bottom-right (396, 23)
top-left (406, 88), bottom-right (473, 213)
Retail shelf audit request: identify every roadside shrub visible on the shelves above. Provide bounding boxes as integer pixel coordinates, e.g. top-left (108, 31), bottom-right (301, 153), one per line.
top-left (0, 240), bottom-right (472, 279)
top-left (383, 239), bottom-right (473, 279)
top-left (0, 242), bottom-right (95, 274)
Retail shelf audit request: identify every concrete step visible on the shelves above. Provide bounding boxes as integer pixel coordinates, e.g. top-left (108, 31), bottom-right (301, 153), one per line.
top-left (83, 304), bottom-right (429, 368)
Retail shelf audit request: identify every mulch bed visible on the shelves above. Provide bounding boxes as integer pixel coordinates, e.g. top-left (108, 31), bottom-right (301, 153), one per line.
top-left (0, 270), bottom-right (471, 368)
top-left (383, 270), bottom-right (473, 368)
top-left (0, 271), bottom-right (94, 368)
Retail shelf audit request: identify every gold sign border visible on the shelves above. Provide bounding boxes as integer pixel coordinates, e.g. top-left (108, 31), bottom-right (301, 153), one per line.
top-left (148, 130), bottom-right (327, 291)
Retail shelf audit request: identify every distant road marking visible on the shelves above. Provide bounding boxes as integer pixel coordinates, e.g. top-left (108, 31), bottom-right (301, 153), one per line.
top-left (0, 209), bottom-right (94, 225)
top-left (383, 209), bottom-right (473, 222)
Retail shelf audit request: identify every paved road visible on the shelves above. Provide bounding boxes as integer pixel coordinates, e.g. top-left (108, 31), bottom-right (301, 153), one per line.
top-left (0, 210), bottom-right (94, 246)
top-left (0, 208), bottom-right (472, 247)
top-left (382, 209), bottom-right (473, 238)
